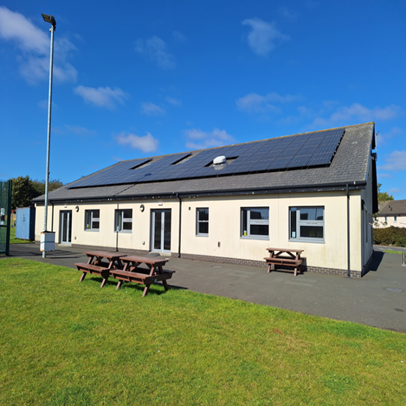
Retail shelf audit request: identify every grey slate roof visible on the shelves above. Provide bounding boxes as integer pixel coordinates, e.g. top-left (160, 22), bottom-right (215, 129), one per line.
top-left (33, 122), bottom-right (375, 203)
top-left (376, 200), bottom-right (406, 217)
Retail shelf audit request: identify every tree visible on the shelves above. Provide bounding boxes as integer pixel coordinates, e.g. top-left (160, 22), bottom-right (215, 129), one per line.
top-left (377, 183), bottom-right (394, 203)
top-left (11, 177), bottom-right (64, 210)
top-left (31, 178), bottom-right (64, 196)
top-left (11, 176), bottom-right (37, 210)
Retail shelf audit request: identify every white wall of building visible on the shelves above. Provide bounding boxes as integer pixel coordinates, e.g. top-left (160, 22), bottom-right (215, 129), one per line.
top-left (35, 189), bottom-right (366, 272)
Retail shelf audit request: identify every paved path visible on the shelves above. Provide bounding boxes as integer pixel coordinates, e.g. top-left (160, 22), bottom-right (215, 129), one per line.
top-left (5, 243), bottom-right (406, 333)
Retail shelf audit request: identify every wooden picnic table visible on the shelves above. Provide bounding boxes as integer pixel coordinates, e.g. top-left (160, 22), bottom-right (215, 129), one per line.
top-left (110, 256), bottom-right (174, 297)
top-left (264, 248), bottom-right (305, 276)
top-left (75, 251), bottom-right (127, 288)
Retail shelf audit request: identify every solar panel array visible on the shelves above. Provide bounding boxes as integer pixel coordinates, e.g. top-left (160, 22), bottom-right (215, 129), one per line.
top-left (69, 128), bottom-right (344, 188)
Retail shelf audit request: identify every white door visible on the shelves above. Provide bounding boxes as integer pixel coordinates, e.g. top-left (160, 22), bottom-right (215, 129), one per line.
top-left (60, 210), bottom-right (72, 244)
top-left (151, 209), bottom-right (171, 252)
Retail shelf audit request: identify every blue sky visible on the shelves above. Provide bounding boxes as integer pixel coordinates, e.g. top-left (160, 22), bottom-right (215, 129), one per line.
top-left (1, 1), bottom-right (405, 198)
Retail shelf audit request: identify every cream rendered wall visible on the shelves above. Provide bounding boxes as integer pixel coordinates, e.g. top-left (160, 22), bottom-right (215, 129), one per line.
top-left (35, 190), bottom-right (364, 271)
top-left (36, 200), bottom-right (180, 253)
top-left (181, 191), bottom-right (363, 271)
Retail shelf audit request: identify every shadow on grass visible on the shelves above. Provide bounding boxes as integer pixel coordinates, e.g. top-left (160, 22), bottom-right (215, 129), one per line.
top-left (83, 276), bottom-right (187, 296)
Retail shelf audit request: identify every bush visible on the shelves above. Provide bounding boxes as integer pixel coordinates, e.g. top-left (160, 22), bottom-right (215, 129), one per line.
top-left (373, 226), bottom-right (406, 247)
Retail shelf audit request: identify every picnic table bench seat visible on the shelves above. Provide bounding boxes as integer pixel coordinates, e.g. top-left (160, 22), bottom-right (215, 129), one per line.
top-left (75, 262), bottom-right (111, 287)
top-left (263, 257), bottom-right (305, 276)
top-left (110, 268), bottom-right (175, 297)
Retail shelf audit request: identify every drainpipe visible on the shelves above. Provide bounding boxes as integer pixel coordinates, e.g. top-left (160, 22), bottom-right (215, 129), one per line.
top-left (51, 202), bottom-right (54, 231)
top-left (176, 193), bottom-right (182, 258)
top-left (346, 184), bottom-right (351, 277)
top-left (115, 202), bottom-right (119, 252)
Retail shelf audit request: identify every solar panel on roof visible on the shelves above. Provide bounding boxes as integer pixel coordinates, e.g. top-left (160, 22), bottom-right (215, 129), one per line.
top-left (68, 128), bottom-right (345, 188)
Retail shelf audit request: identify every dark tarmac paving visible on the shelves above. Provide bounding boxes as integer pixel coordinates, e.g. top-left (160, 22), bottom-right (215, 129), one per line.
top-left (5, 243), bottom-right (406, 333)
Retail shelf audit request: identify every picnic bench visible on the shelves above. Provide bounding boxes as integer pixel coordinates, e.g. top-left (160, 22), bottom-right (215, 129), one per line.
top-left (264, 248), bottom-right (305, 276)
top-left (110, 256), bottom-right (174, 297)
top-left (75, 251), bottom-right (126, 288)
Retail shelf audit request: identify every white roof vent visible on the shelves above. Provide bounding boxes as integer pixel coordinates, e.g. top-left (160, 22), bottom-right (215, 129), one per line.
top-left (213, 155), bottom-right (226, 165)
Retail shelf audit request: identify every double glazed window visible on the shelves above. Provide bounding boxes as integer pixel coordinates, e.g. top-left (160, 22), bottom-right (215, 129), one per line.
top-left (196, 208), bottom-right (209, 236)
top-left (290, 207), bottom-right (324, 242)
top-left (84, 209), bottom-right (100, 231)
top-left (241, 207), bottom-right (269, 238)
top-left (115, 209), bottom-right (132, 232)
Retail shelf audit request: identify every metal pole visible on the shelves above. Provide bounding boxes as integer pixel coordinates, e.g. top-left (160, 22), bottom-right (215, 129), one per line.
top-left (43, 24), bottom-right (55, 258)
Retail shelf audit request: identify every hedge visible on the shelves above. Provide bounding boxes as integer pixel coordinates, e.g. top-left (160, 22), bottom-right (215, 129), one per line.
top-left (373, 226), bottom-right (406, 247)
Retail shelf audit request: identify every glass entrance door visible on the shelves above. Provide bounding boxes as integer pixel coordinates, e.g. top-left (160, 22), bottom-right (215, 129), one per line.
top-left (60, 210), bottom-right (72, 244)
top-left (151, 209), bottom-right (171, 252)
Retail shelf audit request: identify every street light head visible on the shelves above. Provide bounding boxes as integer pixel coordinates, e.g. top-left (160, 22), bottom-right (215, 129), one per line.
top-left (42, 13), bottom-right (56, 29)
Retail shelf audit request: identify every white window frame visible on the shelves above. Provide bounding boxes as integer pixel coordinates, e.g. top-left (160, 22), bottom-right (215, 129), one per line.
top-left (84, 209), bottom-right (100, 231)
top-left (289, 206), bottom-right (325, 243)
top-left (241, 207), bottom-right (269, 240)
top-left (115, 209), bottom-right (132, 233)
top-left (196, 208), bottom-right (209, 236)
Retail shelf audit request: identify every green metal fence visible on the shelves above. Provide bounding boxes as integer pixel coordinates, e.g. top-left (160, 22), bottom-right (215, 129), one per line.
top-left (0, 180), bottom-right (12, 255)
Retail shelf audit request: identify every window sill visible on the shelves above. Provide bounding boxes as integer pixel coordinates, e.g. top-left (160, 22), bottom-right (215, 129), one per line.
top-left (84, 229), bottom-right (99, 232)
top-left (289, 238), bottom-right (325, 244)
top-left (240, 236), bottom-right (269, 241)
top-left (196, 234), bottom-right (209, 237)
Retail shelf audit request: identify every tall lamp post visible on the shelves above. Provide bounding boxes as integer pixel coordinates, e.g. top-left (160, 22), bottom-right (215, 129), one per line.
top-left (42, 13), bottom-right (56, 258)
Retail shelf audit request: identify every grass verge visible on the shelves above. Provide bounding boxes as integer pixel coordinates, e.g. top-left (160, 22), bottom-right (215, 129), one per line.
top-left (0, 258), bottom-right (405, 405)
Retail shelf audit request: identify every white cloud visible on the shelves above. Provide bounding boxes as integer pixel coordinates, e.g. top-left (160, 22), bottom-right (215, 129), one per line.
top-left (0, 6), bottom-right (77, 84)
top-left (378, 151), bottom-right (406, 171)
top-left (74, 86), bottom-right (127, 109)
top-left (388, 187), bottom-right (401, 194)
top-left (376, 127), bottom-right (402, 146)
top-left (242, 18), bottom-right (288, 56)
top-left (140, 102), bottom-right (166, 116)
top-left (173, 30), bottom-right (186, 42)
top-left (312, 103), bottom-right (401, 128)
top-left (116, 132), bottom-right (159, 153)
top-left (65, 125), bottom-right (96, 136)
top-left (135, 36), bottom-right (175, 69)
top-left (278, 7), bottom-right (298, 20)
top-left (236, 92), bottom-right (298, 114)
top-left (166, 96), bottom-right (181, 106)
top-left (184, 128), bottom-right (235, 149)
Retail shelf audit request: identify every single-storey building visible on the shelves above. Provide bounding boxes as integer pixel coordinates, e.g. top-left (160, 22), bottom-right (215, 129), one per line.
top-left (374, 200), bottom-right (406, 228)
top-left (33, 122), bottom-right (378, 277)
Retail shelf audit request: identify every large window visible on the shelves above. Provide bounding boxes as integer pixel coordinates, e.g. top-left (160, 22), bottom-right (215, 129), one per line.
top-left (241, 207), bottom-right (269, 239)
top-left (84, 209), bottom-right (100, 231)
top-left (196, 208), bottom-right (209, 236)
top-left (115, 209), bottom-right (132, 232)
top-left (290, 207), bottom-right (324, 242)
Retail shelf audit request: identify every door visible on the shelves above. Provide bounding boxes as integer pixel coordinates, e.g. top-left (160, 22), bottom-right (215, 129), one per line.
top-left (60, 210), bottom-right (72, 244)
top-left (151, 209), bottom-right (171, 252)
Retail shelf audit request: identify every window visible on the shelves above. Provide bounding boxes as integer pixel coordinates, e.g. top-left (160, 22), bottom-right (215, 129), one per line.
top-left (196, 208), bottom-right (209, 236)
top-left (115, 209), bottom-right (132, 232)
top-left (290, 207), bottom-right (324, 242)
top-left (84, 209), bottom-right (100, 231)
top-left (241, 207), bottom-right (269, 238)
top-left (394, 216), bottom-right (398, 222)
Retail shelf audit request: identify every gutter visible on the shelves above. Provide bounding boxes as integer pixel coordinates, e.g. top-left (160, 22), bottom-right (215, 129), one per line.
top-left (33, 181), bottom-right (368, 205)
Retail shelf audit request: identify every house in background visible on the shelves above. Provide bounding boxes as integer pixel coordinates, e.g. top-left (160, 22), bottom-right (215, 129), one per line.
top-left (374, 200), bottom-right (406, 228)
top-left (33, 122), bottom-right (378, 278)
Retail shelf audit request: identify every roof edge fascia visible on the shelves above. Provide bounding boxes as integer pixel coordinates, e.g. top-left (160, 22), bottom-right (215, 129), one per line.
top-left (33, 181), bottom-right (367, 205)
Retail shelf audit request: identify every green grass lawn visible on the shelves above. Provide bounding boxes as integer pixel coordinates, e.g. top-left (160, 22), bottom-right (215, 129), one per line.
top-left (9, 225), bottom-right (34, 244)
top-left (0, 259), bottom-right (405, 406)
